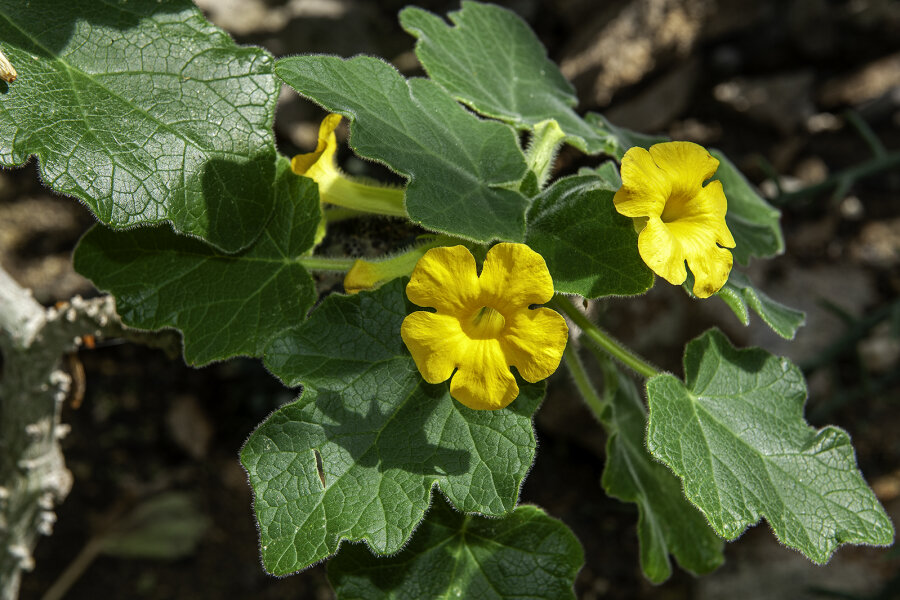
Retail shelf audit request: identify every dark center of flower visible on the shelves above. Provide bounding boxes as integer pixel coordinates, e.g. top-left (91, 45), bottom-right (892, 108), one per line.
top-left (464, 305), bottom-right (507, 339)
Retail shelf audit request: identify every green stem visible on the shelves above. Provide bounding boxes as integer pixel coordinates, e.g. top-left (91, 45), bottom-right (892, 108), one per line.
top-left (296, 256), bottom-right (356, 272)
top-left (562, 343), bottom-right (607, 420)
top-left (550, 295), bottom-right (660, 379)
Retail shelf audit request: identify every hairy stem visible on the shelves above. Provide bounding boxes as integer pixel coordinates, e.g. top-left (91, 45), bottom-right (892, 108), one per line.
top-left (562, 344), bottom-right (607, 420)
top-left (550, 295), bottom-right (660, 379)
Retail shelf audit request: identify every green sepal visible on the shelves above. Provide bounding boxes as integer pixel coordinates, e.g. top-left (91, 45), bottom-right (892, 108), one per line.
top-left (328, 496), bottom-right (584, 600)
top-left (0, 0), bottom-right (279, 252)
top-left (73, 156), bottom-right (319, 366)
top-left (646, 329), bottom-right (894, 563)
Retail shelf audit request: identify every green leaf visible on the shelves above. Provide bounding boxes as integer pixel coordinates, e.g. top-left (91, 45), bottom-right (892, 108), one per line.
top-left (598, 365), bottom-right (723, 583)
top-left (713, 270), bottom-right (805, 339)
top-left (526, 172), bottom-right (653, 298)
top-left (243, 280), bottom-right (543, 575)
top-left (328, 496), bottom-right (583, 600)
top-left (0, 0), bottom-right (278, 252)
top-left (710, 150), bottom-right (784, 265)
top-left (400, 2), bottom-right (612, 156)
top-left (100, 492), bottom-right (210, 560)
top-left (275, 54), bottom-right (529, 243)
top-left (73, 156), bottom-right (319, 366)
top-left (646, 329), bottom-right (894, 563)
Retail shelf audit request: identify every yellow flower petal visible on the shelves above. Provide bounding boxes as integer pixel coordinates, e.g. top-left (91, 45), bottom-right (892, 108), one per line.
top-left (501, 308), bottom-right (568, 382)
top-left (406, 246), bottom-right (480, 313)
top-left (687, 245), bottom-right (733, 299)
top-left (693, 180), bottom-right (736, 248)
top-left (637, 217), bottom-right (687, 285)
top-left (649, 141), bottom-right (719, 199)
top-left (291, 113), bottom-right (342, 177)
top-left (479, 243), bottom-right (554, 313)
top-left (450, 339), bottom-right (519, 410)
top-left (400, 311), bottom-right (467, 383)
top-left (613, 146), bottom-right (670, 219)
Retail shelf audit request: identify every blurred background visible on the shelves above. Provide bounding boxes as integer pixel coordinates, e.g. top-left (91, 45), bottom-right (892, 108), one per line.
top-left (3, 0), bottom-right (899, 598)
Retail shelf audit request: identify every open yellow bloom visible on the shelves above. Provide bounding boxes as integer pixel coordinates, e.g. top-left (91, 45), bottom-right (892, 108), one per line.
top-left (291, 114), bottom-right (406, 217)
top-left (401, 243), bottom-right (568, 410)
top-left (613, 141), bottom-right (736, 298)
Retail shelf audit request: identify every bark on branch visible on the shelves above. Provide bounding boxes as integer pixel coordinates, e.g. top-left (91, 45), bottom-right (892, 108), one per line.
top-left (0, 266), bottom-right (124, 600)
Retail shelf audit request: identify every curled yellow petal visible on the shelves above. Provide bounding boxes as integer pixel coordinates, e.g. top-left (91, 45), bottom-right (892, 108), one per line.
top-left (291, 113), bottom-right (342, 178)
top-left (615, 141), bottom-right (736, 297)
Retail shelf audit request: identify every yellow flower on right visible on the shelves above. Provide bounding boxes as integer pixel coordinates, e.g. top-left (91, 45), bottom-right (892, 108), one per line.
top-left (613, 141), bottom-right (736, 298)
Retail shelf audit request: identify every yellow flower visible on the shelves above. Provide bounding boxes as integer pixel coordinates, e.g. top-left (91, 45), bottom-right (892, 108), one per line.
top-left (401, 243), bottom-right (568, 411)
top-left (292, 114), bottom-right (406, 218)
top-left (613, 141), bottom-right (736, 298)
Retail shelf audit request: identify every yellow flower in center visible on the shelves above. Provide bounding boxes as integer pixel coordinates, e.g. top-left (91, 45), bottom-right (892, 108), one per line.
top-left (400, 243), bottom-right (569, 410)
top-left (613, 141), bottom-right (736, 298)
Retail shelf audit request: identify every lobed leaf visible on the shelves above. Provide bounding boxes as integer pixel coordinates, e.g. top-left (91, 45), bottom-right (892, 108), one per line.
top-left (526, 172), bottom-right (653, 298)
top-left (0, 0), bottom-right (279, 251)
top-left (711, 150), bottom-right (784, 265)
top-left (73, 157), bottom-right (319, 366)
top-left (646, 329), bottom-right (894, 563)
top-left (400, 1), bottom-right (612, 155)
top-left (328, 496), bottom-right (583, 600)
top-left (275, 54), bottom-right (529, 243)
top-left (244, 280), bottom-right (543, 575)
top-left (599, 365), bottom-right (723, 583)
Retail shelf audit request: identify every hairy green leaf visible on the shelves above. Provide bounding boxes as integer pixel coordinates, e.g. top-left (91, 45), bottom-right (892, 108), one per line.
top-left (711, 150), bottom-right (784, 265)
top-left (328, 496), bottom-right (583, 600)
top-left (646, 329), bottom-right (894, 563)
top-left (275, 54), bottom-right (529, 243)
top-left (73, 157), bottom-right (319, 365)
top-left (713, 270), bottom-right (805, 339)
top-left (400, 1), bottom-right (613, 155)
top-left (526, 173), bottom-right (653, 298)
top-left (244, 280), bottom-right (543, 575)
top-left (0, 0), bottom-right (279, 251)
top-left (599, 365), bottom-right (723, 583)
